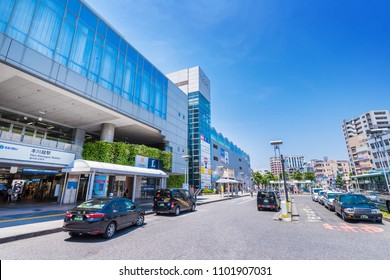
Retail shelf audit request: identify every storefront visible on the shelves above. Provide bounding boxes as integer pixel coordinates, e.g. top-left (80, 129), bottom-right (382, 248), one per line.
top-left (60, 159), bottom-right (168, 204)
top-left (0, 141), bottom-right (76, 204)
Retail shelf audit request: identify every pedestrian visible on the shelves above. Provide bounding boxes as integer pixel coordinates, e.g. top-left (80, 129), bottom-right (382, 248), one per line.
top-left (250, 188), bottom-right (254, 197)
top-left (7, 188), bottom-right (12, 203)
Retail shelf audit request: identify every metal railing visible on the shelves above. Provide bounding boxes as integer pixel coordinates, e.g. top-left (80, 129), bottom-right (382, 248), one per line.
top-left (0, 130), bottom-right (82, 153)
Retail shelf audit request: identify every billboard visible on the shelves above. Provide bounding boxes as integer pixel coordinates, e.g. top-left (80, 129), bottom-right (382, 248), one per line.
top-left (200, 134), bottom-right (211, 188)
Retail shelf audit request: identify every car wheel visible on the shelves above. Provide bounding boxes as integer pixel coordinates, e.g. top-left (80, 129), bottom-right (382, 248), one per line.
top-left (68, 232), bottom-right (80, 238)
top-left (341, 212), bottom-right (348, 222)
top-left (191, 203), bottom-right (196, 212)
top-left (376, 218), bottom-right (382, 224)
top-left (174, 206), bottom-right (180, 216)
top-left (103, 222), bottom-right (116, 239)
top-left (135, 214), bottom-right (144, 226)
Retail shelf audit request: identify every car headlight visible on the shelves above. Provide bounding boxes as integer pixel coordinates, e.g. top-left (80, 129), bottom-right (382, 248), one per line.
top-left (371, 209), bottom-right (381, 214)
top-left (344, 208), bottom-right (354, 214)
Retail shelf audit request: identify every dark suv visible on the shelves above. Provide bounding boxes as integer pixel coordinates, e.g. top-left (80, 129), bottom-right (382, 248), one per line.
top-left (257, 190), bottom-right (280, 211)
top-left (153, 188), bottom-right (196, 216)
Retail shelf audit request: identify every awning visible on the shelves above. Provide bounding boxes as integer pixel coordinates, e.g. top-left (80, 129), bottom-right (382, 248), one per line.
top-left (62, 159), bottom-right (168, 178)
top-left (216, 178), bottom-right (239, 184)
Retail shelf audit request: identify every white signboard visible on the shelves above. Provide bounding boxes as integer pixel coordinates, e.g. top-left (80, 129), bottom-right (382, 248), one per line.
top-left (200, 134), bottom-right (211, 188)
top-left (0, 142), bottom-right (75, 165)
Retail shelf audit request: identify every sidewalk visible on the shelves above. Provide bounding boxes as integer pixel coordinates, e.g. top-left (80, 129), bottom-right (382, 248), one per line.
top-left (0, 193), bottom-right (249, 244)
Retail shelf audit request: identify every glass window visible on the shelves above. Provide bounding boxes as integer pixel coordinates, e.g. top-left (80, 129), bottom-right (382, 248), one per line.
top-left (133, 73), bottom-right (142, 105)
top-left (88, 43), bottom-right (103, 82)
top-left (0, 0), bottom-right (15, 33)
top-left (119, 38), bottom-right (127, 55)
top-left (122, 58), bottom-right (136, 100)
top-left (69, 28), bottom-right (93, 76)
top-left (140, 72), bottom-right (150, 109)
top-left (106, 27), bottom-right (119, 49)
top-left (6, 0), bottom-right (37, 43)
top-left (54, 20), bottom-right (75, 65)
top-left (67, 0), bottom-right (80, 15)
top-left (114, 60), bottom-right (124, 95)
top-left (154, 82), bottom-right (163, 117)
top-left (27, 2), bottom-right (63, 58)
top-left (127, 44), bottom-right (137, 63)
top-left (97, 19), bottom-right (107, 37)
top-left (79, 4), bottom-right (97, 30)
top-left (99, 43), bottom-right (117, 90)
top-left (148, 79), bottom-right (155, 112)
top-left (65, 10), bottom-right (76, 25)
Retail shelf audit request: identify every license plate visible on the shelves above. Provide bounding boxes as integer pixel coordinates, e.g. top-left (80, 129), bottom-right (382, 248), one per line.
top-left (360, 215), bottom-right (368, 219)
top-left (74, 215), bottom-right (83, 221)
top-left (159, 203), bottom-right (165, 207)
top-left (264, 199), bottom-right (268, 203)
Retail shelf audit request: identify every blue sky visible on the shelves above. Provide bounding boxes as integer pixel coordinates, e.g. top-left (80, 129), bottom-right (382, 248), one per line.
top-left (85, 0), bottom-right (390, 169)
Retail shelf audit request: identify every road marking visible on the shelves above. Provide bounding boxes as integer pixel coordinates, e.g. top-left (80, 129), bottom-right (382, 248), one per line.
top-left (323, 223), bottom-right (384, 233)
top-left (0, 213), bottom-right (63, 223)
top-left (303, 206), bottom-right (321, 222)
top-left (237, 198), bottom-right (255, 205)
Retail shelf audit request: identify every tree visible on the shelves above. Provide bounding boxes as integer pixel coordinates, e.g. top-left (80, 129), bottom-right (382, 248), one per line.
top-left (292, 171), bottom-right (303, 181)
top-left (252, 171), bottom-right (263, 187)
top-left (336, 174), bottom-right (344, 187)
top-left (304, 172), bottom-right (315, 182)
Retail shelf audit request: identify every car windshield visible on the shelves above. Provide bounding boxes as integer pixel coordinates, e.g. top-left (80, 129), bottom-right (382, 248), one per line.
top-left (313, 189), bottom-right (322, 194)
top-left (258, 192), bottom-right (275, 200)
top-left (340, 195), bottom-right (369, 204)
top-left (327, 193), bottom-right (337, 199)
top-left (76, 200), bottom-right (107, 209)
top-left (154, 190), bottom-right (171, 200)
top-left (318, 191), bottom-right (325, 196)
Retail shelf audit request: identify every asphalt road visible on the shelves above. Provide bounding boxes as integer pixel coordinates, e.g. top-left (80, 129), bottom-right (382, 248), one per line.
top-left (0, 195), bottom-right (389, 260)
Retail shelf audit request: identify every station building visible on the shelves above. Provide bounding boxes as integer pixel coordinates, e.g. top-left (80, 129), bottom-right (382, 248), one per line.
top-left (0, 0), bottom-right (188, 204)
top-left (167, 67), bottom-right (251, 191)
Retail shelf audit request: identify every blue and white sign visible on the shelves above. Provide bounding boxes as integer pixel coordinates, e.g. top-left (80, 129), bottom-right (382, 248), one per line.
top-left (0, 142), bottom-right (75, 165)
top-left (135, 155), bottom-right (160, 170)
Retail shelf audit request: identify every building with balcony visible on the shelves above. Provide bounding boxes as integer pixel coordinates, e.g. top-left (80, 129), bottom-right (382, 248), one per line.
top-left (342, 110), bottom-right (390, 174)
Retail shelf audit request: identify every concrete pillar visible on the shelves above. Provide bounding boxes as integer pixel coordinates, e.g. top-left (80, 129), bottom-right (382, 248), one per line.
top-left (100, 123), bottom-right (115, 142)
top-left (73, 128), bottom-right (86, 146)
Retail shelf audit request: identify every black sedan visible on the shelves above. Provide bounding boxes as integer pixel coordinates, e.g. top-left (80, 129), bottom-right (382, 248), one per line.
top-left (334, 194), bottom-right (382, 223)
top-left (63, 197), bottom-right (145, 239)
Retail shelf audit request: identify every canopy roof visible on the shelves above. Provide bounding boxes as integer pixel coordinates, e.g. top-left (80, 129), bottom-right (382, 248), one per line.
top-left (216, 178), bottom-right (239, 184)
top-left (62, 159), bottom-right (168, 178)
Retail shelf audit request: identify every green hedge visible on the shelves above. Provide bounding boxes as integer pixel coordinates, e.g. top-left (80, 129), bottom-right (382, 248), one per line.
top-left (167, 175), bottom-right (185, 188)
top-left (82, 141), bottom-right (172, 171)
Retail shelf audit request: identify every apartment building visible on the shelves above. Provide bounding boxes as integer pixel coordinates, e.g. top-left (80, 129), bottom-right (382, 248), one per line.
top-left (342, 110), bottom-right (390, 174)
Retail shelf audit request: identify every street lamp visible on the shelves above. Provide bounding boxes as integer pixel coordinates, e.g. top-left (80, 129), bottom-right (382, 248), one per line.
top-left (270, 140), bottom-right (289, 202)
top-left (366, 128), bottom-right (390, 193)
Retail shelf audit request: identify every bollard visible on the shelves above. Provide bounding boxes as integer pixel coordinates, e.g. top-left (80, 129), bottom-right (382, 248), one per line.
top-left (281, 201), bottom-right (287, 215)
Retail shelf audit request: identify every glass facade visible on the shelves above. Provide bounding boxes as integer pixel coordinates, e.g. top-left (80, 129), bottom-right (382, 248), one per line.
top-left (0, 0), bottom-right (167, 119)
top-left (188, 91), bottom-right (211, 189)
top-left (211, 128), bottom-right (250, 162)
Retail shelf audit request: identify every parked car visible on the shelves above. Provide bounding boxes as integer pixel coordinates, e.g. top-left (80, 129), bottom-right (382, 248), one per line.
top-left (318, 190), bottom-right (328, 205)
top-left (152, 188), bottom-right (196, 215)
top-left (312, 188), bottom-right (324, 202)
top-left (333, 193), bottom-right (382, 223)
top-left (257, 190), bottom-right (280, 211)
top-left (323, 191), bottom-right (342, 211)
top-left (63, 197), bottom-right (145, 239)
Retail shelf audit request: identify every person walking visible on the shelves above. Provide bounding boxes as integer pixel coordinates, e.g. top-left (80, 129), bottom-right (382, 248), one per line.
top-left (7, 188), bottom-right (12, 203)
